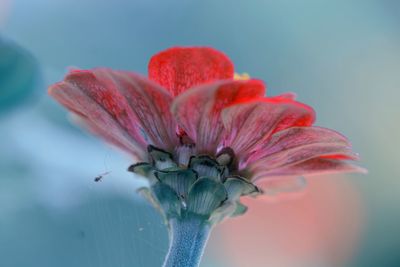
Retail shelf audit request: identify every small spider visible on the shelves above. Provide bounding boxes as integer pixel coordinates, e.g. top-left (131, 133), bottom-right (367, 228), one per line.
top-left (94, 171), bottom-right (110, 182)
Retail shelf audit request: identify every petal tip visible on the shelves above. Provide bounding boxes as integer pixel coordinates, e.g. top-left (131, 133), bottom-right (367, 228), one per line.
top-left (148, 46), bottom-right (235, 96)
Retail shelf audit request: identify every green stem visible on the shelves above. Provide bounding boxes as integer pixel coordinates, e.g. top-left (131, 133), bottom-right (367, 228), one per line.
top-left (162, 214), bottom-right (212, 267)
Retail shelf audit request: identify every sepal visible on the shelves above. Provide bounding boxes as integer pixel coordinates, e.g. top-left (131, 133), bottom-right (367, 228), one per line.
top-left (148, 145), bottom-right (177, 170)
top-left (224, 176), bottom-right (260, 199)
top-left (189, 155), bottom-right (225, 181)
top-left (151, 183), bottom-right (182, 219)
top-left (128, 162), bottom-right (158, 184)
top-left (209, 201), bottom-right (236, 224)
top-left (155, 169), bottom-right (198, 198)
top-left (132, 146), bottom-right (260, 226)
top-left (187, 177), bottom-right (228, 216)
top-left (231, 201), bottom-right (248, 217)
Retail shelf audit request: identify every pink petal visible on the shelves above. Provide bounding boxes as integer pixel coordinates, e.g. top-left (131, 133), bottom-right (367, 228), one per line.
top-left (251, 143), bottom-right (358, 171)
top-left (49, 69), bottom-right (178, 158)
top-left (221, 96), bottom-right (315, 164)
top-left (251, 126), bottom-right (354, 161)
top-left (49, 78), bottom-right (147, 160)
top-left (71, 114), bottom-right (144, 159)
top-left (95, 69), bottom-right (178, 149)
top-left (245, 127), bottom-right (360, 176)
top-left (171, 79), bottom-right (266, 154)
top-left (251, 158), bottom-right (367, 181)
top-left (148, 47), bottom-right (234, 97)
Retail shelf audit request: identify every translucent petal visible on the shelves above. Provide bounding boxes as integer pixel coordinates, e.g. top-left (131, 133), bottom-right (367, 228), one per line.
top-left (49, 69), bottom-right (178, 158)
top-left (172, 79), bottom-right (265, 154)
top-left (148, 47), bottom-right (234, 96)
top-left (221, 97), bottom-right (315, 165)
top-left (251, 158), bottom-right (367, 181)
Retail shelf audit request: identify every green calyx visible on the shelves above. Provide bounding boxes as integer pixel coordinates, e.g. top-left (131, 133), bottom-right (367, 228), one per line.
top-left (130, 145), bottom-right (261, 225)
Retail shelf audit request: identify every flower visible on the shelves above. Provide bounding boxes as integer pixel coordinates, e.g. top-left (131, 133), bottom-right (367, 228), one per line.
top-left (49, 47), bottom-right (364, 221)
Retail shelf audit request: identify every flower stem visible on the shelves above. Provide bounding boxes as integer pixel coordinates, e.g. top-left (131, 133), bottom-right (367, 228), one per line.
top-left (162, 214), bottom-right (212, 267)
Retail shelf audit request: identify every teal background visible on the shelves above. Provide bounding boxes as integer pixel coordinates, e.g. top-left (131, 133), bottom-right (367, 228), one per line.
top-left (1, 0), bottom-right (399, 266)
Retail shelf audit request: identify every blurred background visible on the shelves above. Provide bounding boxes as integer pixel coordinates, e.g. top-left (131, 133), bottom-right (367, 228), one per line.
top-left (0, 0), bottom-right (399, 266)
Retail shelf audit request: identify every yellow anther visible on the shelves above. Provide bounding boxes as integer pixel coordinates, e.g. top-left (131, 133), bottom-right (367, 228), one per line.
top-left (234, 72), bottom-right (250, 80)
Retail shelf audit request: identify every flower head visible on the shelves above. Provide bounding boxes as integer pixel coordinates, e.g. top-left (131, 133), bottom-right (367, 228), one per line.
top-left (49, 47), bottom-right (364, 221)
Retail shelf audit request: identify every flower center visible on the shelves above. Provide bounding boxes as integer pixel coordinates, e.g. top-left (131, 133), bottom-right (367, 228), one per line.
top-left (128, 145), bottom-right (260, 224)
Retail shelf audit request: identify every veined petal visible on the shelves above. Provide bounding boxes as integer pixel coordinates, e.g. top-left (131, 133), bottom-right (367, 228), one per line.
top-left (171, 79), bottom-right (265, 154)
top-left (148, 47), bottom-right (234, 96)
top-left (221, 96), bottom-right (315, 165)
top-left (251, 158), bottom-right (367, 182)
top-left (49, 78), bottom-right (148, 160)
top-left (71, 113), bottom-right (146, 159)
top-left (49, 69), bottom-right (178, 157)
top-left (250, 143), bottom-right (358, 171)
top-left (245, 126), bottom-right (359, 176)
top-left (95, 69), bottom-right (178, 149)
top-left (249, 126), bottom-right (354, 162)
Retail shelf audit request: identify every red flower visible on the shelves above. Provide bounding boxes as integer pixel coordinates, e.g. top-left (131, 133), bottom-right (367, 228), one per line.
top-left (49, 47), bottom-right (365, 187)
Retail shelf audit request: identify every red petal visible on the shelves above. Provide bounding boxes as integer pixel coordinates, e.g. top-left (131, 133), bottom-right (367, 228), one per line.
top-left (49, 69), bottom-right (178, 157)
top-left (251, 143), bottom-right (358, 170)
top-left (272, 92), bottom-right (297, 100)
top-left (252, 126), bottom-right (353, 160)
top-left (251, 158), bottom-right (366, 181)
top-left (49, 79), bottom-right (147, 159)
top-left (148, 47), bottom-right (234, 97)
top-left (221, 96), bottom-right (315, 164)
top-left (95, 69), bottom-right (178, 149)
top-left (71, 114), bottom-right (143, 158)
top-left (244, 127), bottom-right (359, 176)
top-left (171, 79), bottom-right (265, 154)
